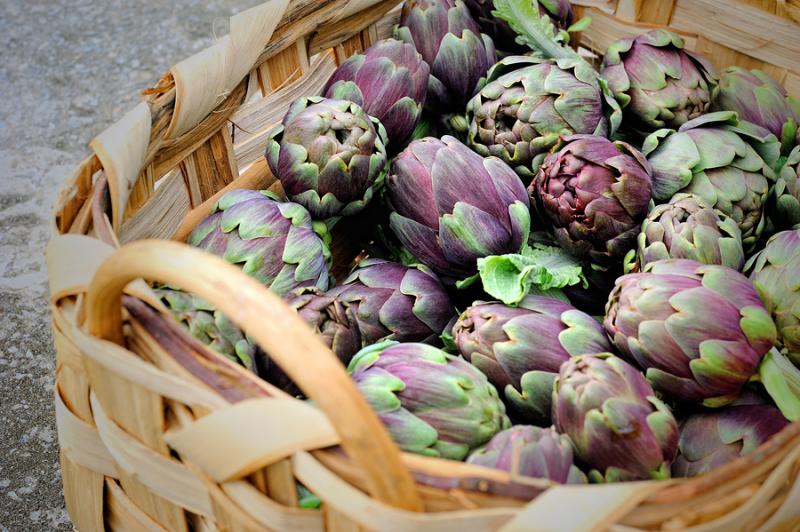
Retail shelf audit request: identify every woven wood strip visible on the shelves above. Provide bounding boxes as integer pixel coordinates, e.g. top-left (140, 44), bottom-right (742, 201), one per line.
top-left (54, 387), bottom-right (117, 478)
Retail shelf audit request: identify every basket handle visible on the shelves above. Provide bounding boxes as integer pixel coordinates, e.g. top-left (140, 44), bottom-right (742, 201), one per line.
top-left (85, 239), bottom-right (424, 511)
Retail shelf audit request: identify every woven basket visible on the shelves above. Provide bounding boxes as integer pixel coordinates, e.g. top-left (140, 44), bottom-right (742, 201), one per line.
top-left (47, 0), bottom-right (800, 530)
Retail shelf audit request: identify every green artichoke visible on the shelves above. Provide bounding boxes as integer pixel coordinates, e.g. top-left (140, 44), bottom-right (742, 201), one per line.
top-left (642, 111), bottom-right (781, 250)
top-left (604, 259), bottom-right (778, 406)
top-left (553, 353), bottom-right (679, 482)
top-left (632, 193), bottom-right (744, 272)
top-left (746, 229), bottom-right (800, 365)
top-left (349, 341), bottom-right (510, 460)
top-left (772, 145), bottom-right (800, 230)
top-left (188, 189), bottom-right (331, 295)
top-left (452, 295), bottom-right (613, 424)
top-left (266, 97), bottom-right (388, 219)
top-left (467, 425), bottom-right (587, 483)
top-left (467, 56), bottom-right (621, 180)
top-left (602, 29), bottom-right (718, 132)
top-left (712, 66), bottom-right (800, 152)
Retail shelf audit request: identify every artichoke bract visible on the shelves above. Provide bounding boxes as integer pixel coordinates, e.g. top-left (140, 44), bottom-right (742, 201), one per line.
top-left (746, 230), bottom-right (800, 365)
top-left (712, 67), bottom-right (799, 150)
top-left (604, 259), bottom-right (777, 406)
top-left (462, 0), bottom-right (573, 54)
top-left (188, 189), bottom-right (331, 295)
top-left (396, 0), bottom-right (496, 111)
top-left (387, 136), bottom-right (531, 281)
top-left (467, 425), bottom-right (586, 483)
top-left (349, 341), bottom-right (510, 460)
top-left (672, 401), bottom-right (789, 477)
top-left (323, 38), bottom-right (429, 151)
top-left (266, 97), bottom-right (388, 219)
top-left (530, 135), bottom-right (653, 265)
top-left (467, 57), bottom-right (620, 180)
top-left (602, 29), bottom-right (718, 132)
top-left (286, 288), bottom-right (362, 365)
top-left (553, 353), bottom-right (680, 482)
top-left (773, 146), bottom-right (800, 229)
top-left (453, 295), bottom-right (613, 424)
top-left (634, 193), bottom-right (745, 272)
top-left (643, 111), bottom-right (780, 250)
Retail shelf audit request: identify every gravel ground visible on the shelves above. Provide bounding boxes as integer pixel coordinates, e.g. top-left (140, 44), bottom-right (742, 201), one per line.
top-left (0, 1), bottom-right (258, 529)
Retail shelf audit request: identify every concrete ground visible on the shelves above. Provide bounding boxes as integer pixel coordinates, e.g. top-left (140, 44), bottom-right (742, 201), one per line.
top-left (0, 1), bottom-right (258, 529)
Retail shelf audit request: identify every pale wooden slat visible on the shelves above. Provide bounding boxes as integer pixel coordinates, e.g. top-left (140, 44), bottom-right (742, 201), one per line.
top-left (60, 450), bottom-right (106, 532)
top-left (106, 478), bottom-right (170, 532)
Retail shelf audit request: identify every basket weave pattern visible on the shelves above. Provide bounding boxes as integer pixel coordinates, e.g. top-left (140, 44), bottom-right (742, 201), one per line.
top-left (48, 0), bottom-right (800, 530)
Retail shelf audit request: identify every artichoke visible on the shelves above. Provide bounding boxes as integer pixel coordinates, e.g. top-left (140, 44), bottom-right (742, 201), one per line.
top-left (349, 341), bottom-right (510, 460)
top-left (452, 295), bottom-right (613, 424)
top-left (643, 111), bottom-right (780, 250)
top-left (604, 259), bottom-right (777, 406)
top-left (157, 287), bottom-right (259, 371)
top-left (387, 135), bottom-right (531, 281)
top-left (323, 38), bottom-right (429, 151)
top-left (602, 29), bottom-right (718, 132)
top-left (266, 97), bottom-right (388, 219)
top-left (672, 400), bottom-right (789, 477)
top-left (467, 425), bottom-right (586, 483)
top-left (773, 146), bottom-right (800, 229)
top-left (462, 0), bottom-right (573, 54)
top-left (467, 57), bottom-right (621, 180)
top-left (553, 353), bottom-right (680, 482)
top-left (188, 189), bottom-right (331, 294)
top-left (712, 66), bottom-right (799, 150)
top-left (396, 0), bottom-right (496, 111)
top-left (530, 134), bottom-right (653, 265)
top-left (746, 229), bottom-right (800, 365)
top-left (633, 193), bottom-right (744, 272)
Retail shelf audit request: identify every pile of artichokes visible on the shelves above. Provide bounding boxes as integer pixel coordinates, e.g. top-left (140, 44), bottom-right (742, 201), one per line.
top-left (160, 0), bottom-right (800, 489)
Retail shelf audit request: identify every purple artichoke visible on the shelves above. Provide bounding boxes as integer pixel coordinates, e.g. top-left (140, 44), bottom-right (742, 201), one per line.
top-left (452, 295), bottom-right (613, 424)
top-left (349, 341), bottom-right (510, 460)
top-left (467, 57), bottom-right (621, 180)
top-left (467, 425), bottom-right (586, 483)
top-left (604, 259), bottom-right (778, 406)
top-left (323, 38), bottom-right (429, 151)
top-left (746, 229), bottom-right (800, 366)
top-left (643, 112), bottom-right (780, 250)
top-left (602, 29), bottom-right (718, 131)
top-left (712, 67), bottom-right (800, 150)
top-left (290, 259), bottom-right (454, 364)
top-left (188, 189), bottom-right (331, 294)
top-left (462, 0), bottom-right (573, 53)
top-left (396, 0), bottom-right (496, 111)
top-left (387, 136), bottom-right (531, 280)
top-left (672, 401), bottom-right (789, 477)
top-left (773, 146), bottom-right (800, 229)
top-left (530, 135), bottom-right (653, 265)
top-left (266, 97), bottom-right (387, 219)
top-left (633, 193), bottom-right (745, 272)
top-left (553, 353), bottom-right (679, 482)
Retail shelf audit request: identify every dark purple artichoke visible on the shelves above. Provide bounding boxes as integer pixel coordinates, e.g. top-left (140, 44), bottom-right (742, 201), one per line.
top-left (712, 66), bottom-right (799, 150)
top-left (387, 136), bottom-right (531, 281)
top-left (467, 57), bottom-right (621, 180)
top-left (604, 259), bottom-right (777, 406)
top-left (633, 193), bottom-right (745, 272)
top-left (452, 295), bottom-right (613, 424)
top-left (530, 135), bottom-right (653, 265)
top-left (642, 112), bottom-right (780, 250)
top-left (467, 425), bottom-right (586, 483)
top-left (553, 353), bottom-right (679, 482)
top-left (672, 401), bottom-right (789, 477)
top-left (602, 29), bottom-right (718, 132)
top-left (323, 38), bottom-right (429, 151)
top-left (266, 97), bottom-right (387, 219)
top-left (188, 189), bottom-right (331, 294)
top-left (462, 0), bottom-right (573, 53)
top-left (349, 341), bottom-right (510, 460)
top-left (396, 0), bottom-right (496, 111)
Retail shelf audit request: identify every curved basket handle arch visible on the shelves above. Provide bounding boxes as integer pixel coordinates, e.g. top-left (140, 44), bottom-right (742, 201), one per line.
top-left (85, 239), bottom-right (423, 512)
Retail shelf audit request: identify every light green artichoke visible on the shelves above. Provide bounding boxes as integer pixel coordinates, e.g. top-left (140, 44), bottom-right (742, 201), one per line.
top-left (773, 146), bottom-right (800, 230)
